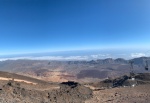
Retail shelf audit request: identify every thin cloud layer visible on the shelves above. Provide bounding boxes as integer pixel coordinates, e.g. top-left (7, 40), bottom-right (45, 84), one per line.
top-left (0, 54), bottom-right (111, 61)
top-left (90, 54), bottom-right (111, 59)
top-left (131, 53), bottom-right (146, 58)
top-left (0, 53), bottom-right (149, 61)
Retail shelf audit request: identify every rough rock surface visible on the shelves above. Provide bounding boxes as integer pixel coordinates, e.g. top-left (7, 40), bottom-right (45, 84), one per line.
top-left (0, 81), bottom-right (92, 103)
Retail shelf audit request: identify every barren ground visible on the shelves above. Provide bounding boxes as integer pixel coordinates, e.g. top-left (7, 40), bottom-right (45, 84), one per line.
top-left (0, 71), bottom-right (150, 103)
top-left (85, 84), bottom-right (150, 103)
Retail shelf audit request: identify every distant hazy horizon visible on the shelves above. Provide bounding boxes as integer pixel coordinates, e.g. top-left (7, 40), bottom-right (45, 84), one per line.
top-left (0, 49), bottom-right (150, 61)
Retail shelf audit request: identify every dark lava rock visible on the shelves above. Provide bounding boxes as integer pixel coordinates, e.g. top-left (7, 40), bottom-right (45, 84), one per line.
top-left (61, 81), bottom-right (78, 88)
top-left (135, 73), bottom-right (150, 81)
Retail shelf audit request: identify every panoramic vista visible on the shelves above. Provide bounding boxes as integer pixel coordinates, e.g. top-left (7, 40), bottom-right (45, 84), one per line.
top-left (0, 0), bottom-right (150, 103)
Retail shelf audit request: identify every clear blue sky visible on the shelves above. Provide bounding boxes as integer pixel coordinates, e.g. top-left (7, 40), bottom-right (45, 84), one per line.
top-left (0, 0), bottom-right (150, 55)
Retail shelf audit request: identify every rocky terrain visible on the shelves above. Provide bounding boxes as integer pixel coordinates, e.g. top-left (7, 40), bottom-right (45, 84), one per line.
top-left (85, 84), bottom-right (150, 103)
top-left (0, 71), bottom-right (149, 103)
top-left (85, 73), bottom-right (150, 103)
top-left (0, 57), bottom-right (149, 83)
top-left (0, 71), bottom-right (92, 103)
top-left (0, 81), bottom-right (92, 103)
top-left (0, 57), bottom-right (150, 103)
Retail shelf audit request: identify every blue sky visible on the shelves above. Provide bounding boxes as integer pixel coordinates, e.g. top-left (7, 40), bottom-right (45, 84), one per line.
top-left (0, 0), bottom-right (150, 57)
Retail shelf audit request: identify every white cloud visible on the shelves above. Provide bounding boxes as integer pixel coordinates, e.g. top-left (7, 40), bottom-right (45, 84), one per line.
top-left (64, 56), bottom-right (89, 60)
top-left (90, 54), bottom-right (111, 59)
top-left (131, 53), bottom-right (146, 58)
top-left (0, 56), bottom-right (89, 61)
top-left (0, 54), bottom-right (112, 61)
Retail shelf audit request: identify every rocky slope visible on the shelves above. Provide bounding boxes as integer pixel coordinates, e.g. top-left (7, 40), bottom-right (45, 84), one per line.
top-left (0, 71), bottom-right (150, 103)
top-left (0, 80), bottom-right (92, 103)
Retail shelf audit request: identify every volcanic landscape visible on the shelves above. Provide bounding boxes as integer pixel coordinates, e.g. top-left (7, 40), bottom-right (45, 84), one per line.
top-left (0, 57), bottom-right (149, 103)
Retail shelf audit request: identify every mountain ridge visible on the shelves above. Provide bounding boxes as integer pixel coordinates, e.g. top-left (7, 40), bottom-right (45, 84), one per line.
top-left (0, 57), bottom-right (149, 82)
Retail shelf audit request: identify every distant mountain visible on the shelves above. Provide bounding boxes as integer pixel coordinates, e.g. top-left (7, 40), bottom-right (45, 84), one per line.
top-left (0, 57), bottom-right (149, 82)
top-left (131, 57), bottom-right (148, 66)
